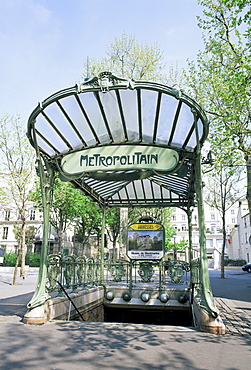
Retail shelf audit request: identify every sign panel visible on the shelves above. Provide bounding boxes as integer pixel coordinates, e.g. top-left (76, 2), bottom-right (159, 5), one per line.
top-left (127, 222), bottom-right (164, 260)
top-left (61, 145), bottom-right (179, 175)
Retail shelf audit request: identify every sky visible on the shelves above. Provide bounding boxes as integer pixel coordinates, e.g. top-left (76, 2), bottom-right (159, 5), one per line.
top-left (0, 0), bottom-right (204, 123)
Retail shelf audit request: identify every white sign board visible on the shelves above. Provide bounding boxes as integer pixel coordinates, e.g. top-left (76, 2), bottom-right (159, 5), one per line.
top-left (62, 145), bottom-right (179, 175)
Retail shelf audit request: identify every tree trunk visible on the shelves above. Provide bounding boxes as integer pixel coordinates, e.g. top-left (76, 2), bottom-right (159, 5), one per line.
top-left (221, 216), bottom-right (226, 279)
top-left (12, 249), bottom-right (20, 285)
top-left (20, 221), bottom-right (26, 277)
top-left (58, 231), bottom-right (64, 253)
top-left (112, 239), bottom-right (117, 259)
top-left (245, 155), bottom-right (251, 225)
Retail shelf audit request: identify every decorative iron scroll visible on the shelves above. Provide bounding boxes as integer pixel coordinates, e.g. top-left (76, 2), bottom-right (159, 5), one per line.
top-left (167, 262), bottom-right (185, 284)
top-left (45, 254), bottom-right (190, 297)
top-left (108, 260), bottom-right (126, 282)
top-left (138, 262), bottom-right (154, 282)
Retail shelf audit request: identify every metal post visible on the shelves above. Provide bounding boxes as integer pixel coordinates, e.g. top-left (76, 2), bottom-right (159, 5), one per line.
top-left (187, 209), bottom-right (193, 263)
top-left (187, 209), bottom-right (194, 286)
top-left (100, 207), bottom-right (106, 284)
top-left (27, 157), bottom-right (55, 309)
top-left (194, 116), bottom-right (218, 317)
top-left (173, 232), bottom-right (177, 260)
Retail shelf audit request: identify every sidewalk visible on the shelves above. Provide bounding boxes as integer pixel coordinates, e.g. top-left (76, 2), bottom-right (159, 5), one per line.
top-left (0, 267), bottom-right (38, 319)
top-left (0, 268), bottom-right (250, 369)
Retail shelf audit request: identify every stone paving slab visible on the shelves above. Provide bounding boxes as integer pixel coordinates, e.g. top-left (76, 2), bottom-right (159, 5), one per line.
top-left (215, 297), bottom-right (251, 337)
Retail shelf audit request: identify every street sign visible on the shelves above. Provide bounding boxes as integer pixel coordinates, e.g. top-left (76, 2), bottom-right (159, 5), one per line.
top-left (127, 222), bottom-right (164, 260)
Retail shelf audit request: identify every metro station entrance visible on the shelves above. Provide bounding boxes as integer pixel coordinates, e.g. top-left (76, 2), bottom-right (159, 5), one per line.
top-left (25, 72), bottom-right (224, 333)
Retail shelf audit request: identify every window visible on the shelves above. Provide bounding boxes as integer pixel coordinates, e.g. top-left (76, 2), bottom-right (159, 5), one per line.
top-left (173, 216), bottom-right (176, 221)
top-left (231, 218), bottom-right (235, 224)
top-left (30, 209), bottom-right (36, 221)
top-left (231, 209), bottom-right (235, 214)
top-left (182, 215), bottom-right (186, 221)
top-left (211, 214), bottom-right (215, 220)
top-left (3, 227), bottom-right (8, 240)
top-left (210, 224), bottom-right (216, 233)
top-left (4, 210), bottom-right (10, 221)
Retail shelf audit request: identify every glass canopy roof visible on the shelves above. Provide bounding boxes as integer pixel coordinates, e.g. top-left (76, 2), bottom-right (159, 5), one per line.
top-left (27, 72), bottom-right (209, 209)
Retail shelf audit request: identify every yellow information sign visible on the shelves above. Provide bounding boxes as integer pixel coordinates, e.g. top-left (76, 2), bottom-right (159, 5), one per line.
top-left (130, 223), bottom-right (162, 231)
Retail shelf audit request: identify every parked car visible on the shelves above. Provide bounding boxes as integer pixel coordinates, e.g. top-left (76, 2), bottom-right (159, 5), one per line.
top-left (242, 262), bottom-right (251, 273)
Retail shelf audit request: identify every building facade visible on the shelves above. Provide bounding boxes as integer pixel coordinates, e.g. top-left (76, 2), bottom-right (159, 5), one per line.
top-left (229, 200), bottom-right (251, 263)
top-left (171, 202), bottom-right (240, 269)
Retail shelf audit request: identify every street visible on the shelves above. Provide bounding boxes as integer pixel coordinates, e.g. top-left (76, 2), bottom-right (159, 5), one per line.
top-left (0, 266), bottom-right (250, 369)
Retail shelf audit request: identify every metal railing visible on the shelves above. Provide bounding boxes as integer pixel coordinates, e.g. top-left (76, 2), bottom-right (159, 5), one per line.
top-left (46, 254), bottom-right (191, 296)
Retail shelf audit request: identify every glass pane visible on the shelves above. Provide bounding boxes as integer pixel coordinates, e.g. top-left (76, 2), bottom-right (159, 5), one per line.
top-left (79, 93), bottom-right (110, 144)
top-left (36, 114), bottom-right (69, 153)
top-left (120, 90), bottom-right (139, 142)
top-left (152, 182), bottom-right (161, 198)
top-left (185, 118), bottom-right (203, 149)
top-left (142, 179), bottom-right (153, 198)
top-left (36, 135), bottom-right (56, 156)
top-left (118, 187), bottom-right (127, 200)
top-left (141, 89), bottom-right (158, 143)
top-left (125, 182), bottom-right (136, 199)
top-left (162, 187), bottom-right (171, 199)
top-left (99, 91), bottom-right (125, 143)
top-left (156, 93), bottom-right (178, 145)
top-left (171, 103), bottom-right (194, 148)
top-left (44, 103), bottom-right (83, 149)
top-left (133, 180), bottom-right (145, 199)
top-left (60, 95), bottom-right (96, 147)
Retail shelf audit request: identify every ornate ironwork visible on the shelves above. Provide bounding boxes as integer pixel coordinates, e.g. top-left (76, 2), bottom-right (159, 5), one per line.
top-left (167, 262), bottom-right (185, 283)
top-left (46, 254), bottom-right (60, 292)
top-left (138, 262), bottom-right (154, 283)
top-left (45, 255), bottom-right (190, 297)
top-left (108, 260), bottom-right (126, 282)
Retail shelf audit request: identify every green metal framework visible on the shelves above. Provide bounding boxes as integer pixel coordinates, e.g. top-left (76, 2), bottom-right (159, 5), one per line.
top-left (26, 71), bottom-right (218, 318)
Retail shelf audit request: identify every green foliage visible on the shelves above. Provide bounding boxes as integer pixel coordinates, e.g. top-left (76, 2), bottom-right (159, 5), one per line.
top-left (30, 175), bottom-right (102, 252)
top-left (2, 252), bottom-right (40, 267)
top-left (105, 208), bottom-right (120, 246)
top-left (3, 253), bottom-right (19, 267)
top-left (13, 225), bottom-right (36, 246)
top-left (25, 252), bottom-right (40, 267)
top-left (224, 259), bottom-right (246, 266)
top-left (0, 115), bottom-right (35, 206)
top-left (184, 0), bottom-right (251, 277)
top-left (75, 196), bottom-right (102, 247)
top-left (186, 1), bottom-right (251, 159)
top-left (0, 115), bottom-right (35, 278)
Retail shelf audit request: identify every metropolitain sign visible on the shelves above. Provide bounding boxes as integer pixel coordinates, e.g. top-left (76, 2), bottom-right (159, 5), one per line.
top-left (61, 145), bottom-right (179, 175)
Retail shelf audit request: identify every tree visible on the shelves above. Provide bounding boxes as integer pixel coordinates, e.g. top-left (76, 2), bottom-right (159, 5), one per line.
top-left (184, 0), bottom-right (251, 218)
top-left (83, 32), bottom-right (167, 82)
top-left (31, 176), bottom-right (102, 255)
top-left (106, 208), bottom-right (120, 259)
top-left (204, 149), bottom-right (245, 277)
top-left (75, 198), bottom-right (102, 256)
top-left (13, 225), bottom-right (36, 247)
top-left (0, 115), bottom-right (35, 284)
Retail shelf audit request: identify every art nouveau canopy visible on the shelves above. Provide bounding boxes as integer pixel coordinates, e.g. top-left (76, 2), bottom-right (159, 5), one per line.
top-left (27, 72), bottom-right (209, 209)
